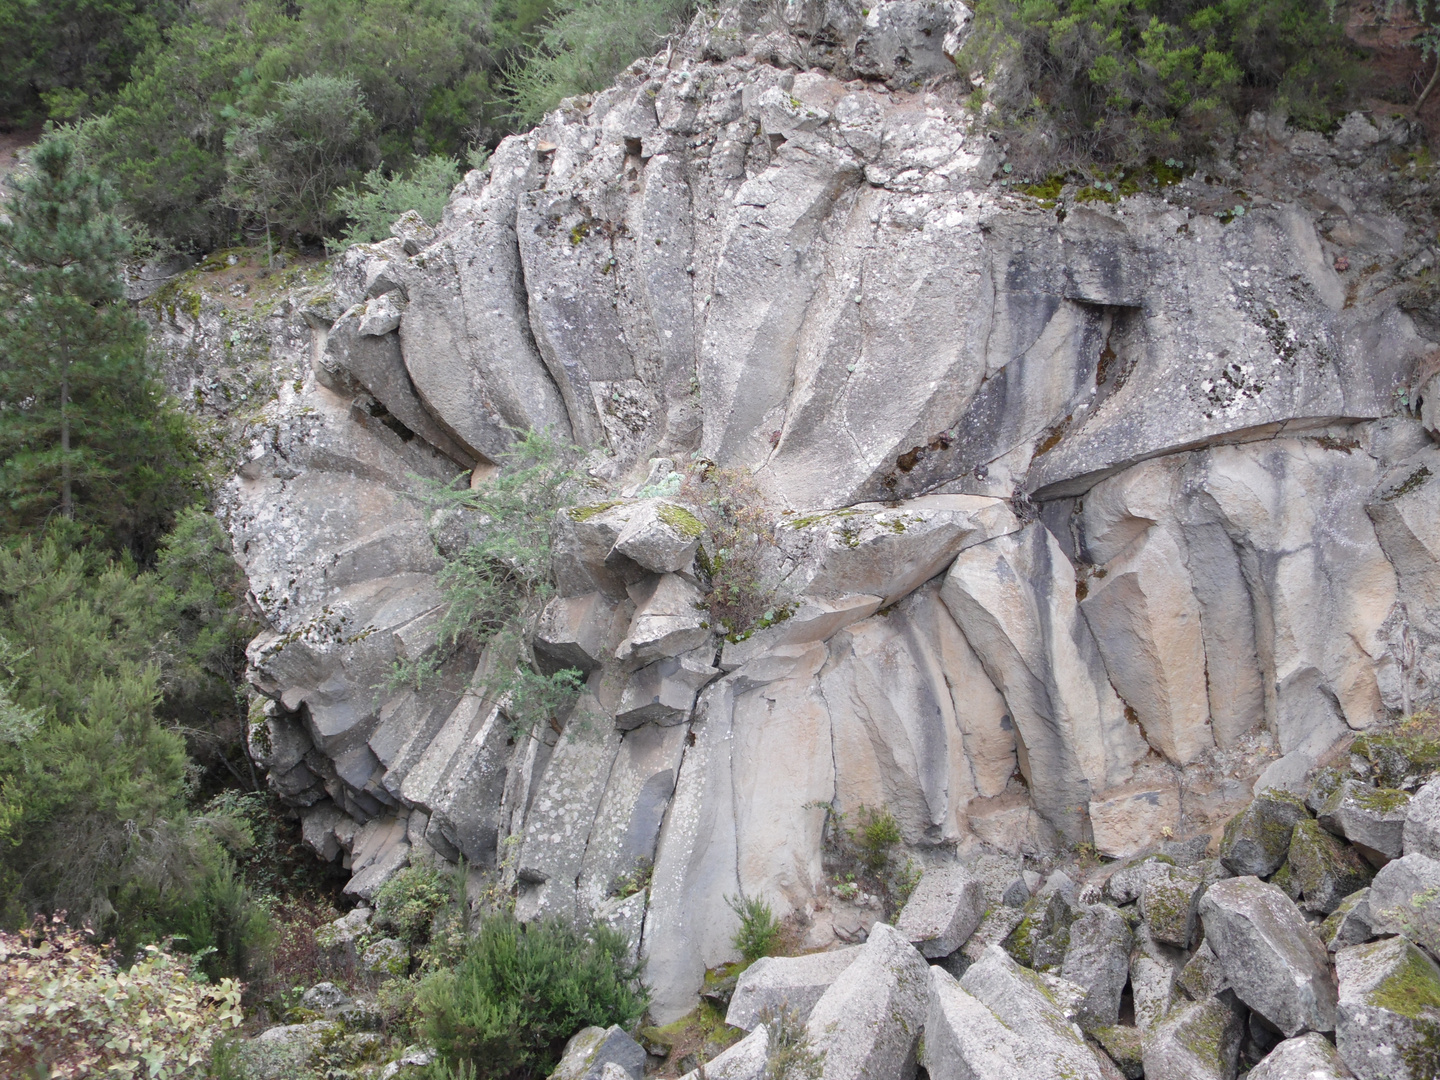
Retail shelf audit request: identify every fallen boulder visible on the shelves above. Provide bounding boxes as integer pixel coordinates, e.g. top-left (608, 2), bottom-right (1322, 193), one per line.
top-left (805, 922), bottom-right (928, 1080)
top-left (1286, 818), bottom-right (1375, 914)
top-left (1403, 776), bottom-right (1440, 859)
top-left (725, 946), bottom-right (862, 1031)
top-left (1199, 876), bottom-right (1337, 1036)
top-left (1140, 990), bottom-right (1245, 1080)
top-left (1220, 791), bottom-right (1309, 877)
top-left (1246, 1032), bottom-right (1355, 1080)
top-left (1317, 780), bottom-right (1409, 864)
top-left (1320, 888), bottom-right (1376, 952)
top-left (549, 1025), bottom-right (648, 1080)
top-left (675, 1025), bottom-right (768, 1080)
top-left (1061, 904), bottom-right (1134, 1029)
top-left (1129, 922), bottom-right (1185, 1032)
top-left (959, 945), bottom-right (1107, 1080)
top-left (1335, 936), bottom-right (1440, 1080)
top-left (895, 863), bottom-right (986, 958)
top-left (1366, 851), bottom-right (1440, 957)
top-left (610, 500), bottom-right (705, 574)
top-left (1139, 863), bottom-right (1204, 947)
top-left (924, 965), bottom-right (1028, 1080)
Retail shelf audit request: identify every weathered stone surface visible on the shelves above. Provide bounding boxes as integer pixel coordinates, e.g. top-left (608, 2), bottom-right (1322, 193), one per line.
top-left (1321, 888), bottom-right (1376, 952)
top-left (550, 1024), bottom-right (647, 1080)
top-left (894, 863), bottom-right (985, 958)
top-left (1139, 863), bottom-right (1204, 948)
top-left (1141, 991), bottom-right (1246, 1080)
top-left (1002, 890), bottom-right (1076, 972)
top-left (958, 945), bottom-right (1107, 1080)
top-left (1199, 876), bottom-right (1338, 1036)
top-left (923, 965), bottom-right (1027, 1080)
top-left (535, 592), bottom-right (623, 673)
top-left (725, 946), bottom-right (861, 1030)
top-left (1317, 780), bottom-right (1410, 863)
top-left (942, 522), bottom-right (1146, 842)
top-left (1088, 784), bottom-right (1184, 860)
top-left (616, 574), bottom-right (711, 663)
top-left (1247, 1033), bottom-right (1355, 1080)
top-left (805, 922), bottom-right (928, 1080)
top-left (610, 500), bottom-right (705, 574)
top-left (1220, 791), bottom-right (1310, 877)
top-left (1106, 855), bottom-right (1175, 904)
top-left (615, 648), bottom-right (717, 728)
top-left (1287, 818), bottom-right (1375, 914)
top-left (1130, 921), bottom-right (1186, 1032)
top-left (1366, 851), bottom-right (1440, 957)
top-left (1335, 936), bottom-right (1440, 1080)
top-left (1404, 776), bottom-right (1440, 859)
top-left (780, 495), bottom-right (1019, 607)
top-left (359, 937), bottom-right (408, 976)
top-left (1061, 904), bottom-right (1133, 1029)
top-left (1090, 1025), bottom-right (1144, 1080)
top-left (851, 0), bottom-right (971, 83)
top-left (1177, 940), bottom-right (1231, 1002)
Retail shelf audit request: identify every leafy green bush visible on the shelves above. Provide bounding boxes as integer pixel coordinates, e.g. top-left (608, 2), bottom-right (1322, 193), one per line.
top-left (338, 154), bottom-right (465, 245)
top-left (727, 892), bottom-right (781, 963)
top-left (0, 917), bottom-right (244, 1079)
top-left (960, 0), bottom-right (1361, 171)
top-left (417, 915), bottom-right (647, 1079)
top-left (852, 805), bottom-right (902, 875)
top-left (374, 865), bottom-right (454, 950)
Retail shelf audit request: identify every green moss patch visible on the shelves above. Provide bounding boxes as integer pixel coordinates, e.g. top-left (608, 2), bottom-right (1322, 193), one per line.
top-left (657, 502), bottom-right (705, 539)
top-left (567, 501), bottom-right (620, 522)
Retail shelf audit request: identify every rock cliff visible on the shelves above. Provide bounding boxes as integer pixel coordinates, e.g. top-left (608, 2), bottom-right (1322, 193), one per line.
top-left (217, 0), bottom-right (1440, 1022)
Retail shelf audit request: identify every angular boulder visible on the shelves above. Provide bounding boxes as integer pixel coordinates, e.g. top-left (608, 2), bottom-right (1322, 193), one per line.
top-left (1287, 818), bottom-right (1375, 914)
top-left (924, 965), bottom-right (1028, 1080)
top-left (1130, 921), bottom-right (1185, 1032)
top-left (805, 922), bottom-right (928, 1080)
top-left (725, 946), bottom-right (862, 1031)
top-left (1061, 904), bottom-right (1134, 1029)
top-left (534, 592), bottom-right (622, 673)
top-left (615, 648), bottom-right (718, 728)
top-left (550, 1025), bottom-right (647, 1080)
top-left (1366, 851), bottom-right (1440, 957)
top-left (1404, 776), bottom-right (1440, 859)
top-left (1335, 936), bottom-right (1440, 1080)
top-left (1316, 779), bottom-right (1409, 863)
top-left (1106, 856), bottom-right (1175, 904)
top-left (1199, 876), bottom-right (1337, 1036)
top-left (675, 1025), bottom-right (769, 1080)
top-left (616, 574), bottom-right (710, 664)
top-left (1320, 888), bottom-right (1376, 952)
top-left (1140, 990), bottom-right (1245, 1080)
top-left (1002, 890), bottom-right (1076, 972)
top-left (1220, 791), bottom-right (1310, 877)
top-left (957, 946), bottom-right (1108, 1080)
top-left (1177, 940), bottom-right (1231, 1002)
top-left (1139, 863), bottom-right (1204, 948)
top-left (610, 500), bottom-right (705, 574)
top-left (1245, 1032), bottom-right (1355, 1080)
top-left (895, 863), bottom-right (986, 958)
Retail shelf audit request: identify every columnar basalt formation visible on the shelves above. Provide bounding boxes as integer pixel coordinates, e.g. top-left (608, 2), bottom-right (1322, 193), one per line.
top-left (224, 0), bottom-right (1440, 1022)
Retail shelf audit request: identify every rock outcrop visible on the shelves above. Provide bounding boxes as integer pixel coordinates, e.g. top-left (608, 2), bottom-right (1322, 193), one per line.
top-left (210, 0), bottom-right (1440, 1026)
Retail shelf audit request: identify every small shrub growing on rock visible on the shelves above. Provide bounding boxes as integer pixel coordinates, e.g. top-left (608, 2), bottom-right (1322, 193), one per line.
top-left (374, 865), bottom-right (453, 950)
top-left (760, 1002), bottom-right (824, 1080)
top-left (727, 892), bottom-right (781, 963)
top-left (416, 915), bottom-right (646, 1079)
top-left (853, 806), bottom-right (903, 875)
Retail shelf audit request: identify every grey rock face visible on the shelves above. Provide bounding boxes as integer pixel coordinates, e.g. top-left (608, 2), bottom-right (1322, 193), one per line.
top-left (615, 648), bottom-right (717, 728)
top-left (1199, 876), bottom-right (1337, 1036)
top-left (610, 500), bottom-right (704, 574)
top-left (1141, 990), bottom-right (1245, 1080)
top-left (550, 1024), bottom-right (647, 1080)
top-left (1366, 851), bottom-right (1440, 957)
top-left (1061, 904), bottom-right (1133, 1029)
top-left (725, 947), bottom-right (862, 1030)
top-left (1177, 940), bottom-right (1231, 1002)
top-left (1246, 1033), bottom-right (1355, 1080)
top-left (894, 863), bottom-right (986, 958)
top-left (1317, 780), bottom-right (1410, 863)
top-left (1335, 936), bottom-right (1440, 1080)
top-left (1404, 777), bottom-right (1440, 859)
top-left (616, 574), bottom-right (711, 663)
top-left (1220, 791), bottom-right (1310, 877)
top-left (1130, 921), bottom-right (1186, 1032)
top-left (674, 1025), bottom-right (768, 1080)
top-left (805, 922), bottom-right (928, 1080)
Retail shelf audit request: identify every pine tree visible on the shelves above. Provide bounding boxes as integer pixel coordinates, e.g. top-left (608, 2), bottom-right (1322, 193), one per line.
top-left (0, 131), bottom-right (200, 557)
